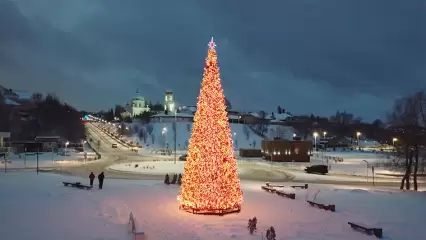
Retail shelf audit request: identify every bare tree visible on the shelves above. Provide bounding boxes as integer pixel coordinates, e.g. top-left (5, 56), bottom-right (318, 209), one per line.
top-left (388, 91), bottom-right (426, 190)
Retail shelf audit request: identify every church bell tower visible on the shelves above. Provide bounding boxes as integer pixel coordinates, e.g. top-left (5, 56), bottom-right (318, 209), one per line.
top-left (164, 91), bottom-right (175, 113)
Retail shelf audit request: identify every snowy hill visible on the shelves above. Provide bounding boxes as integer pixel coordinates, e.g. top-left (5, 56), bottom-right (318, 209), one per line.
top-left (127, 122), bottom-right (263, 150)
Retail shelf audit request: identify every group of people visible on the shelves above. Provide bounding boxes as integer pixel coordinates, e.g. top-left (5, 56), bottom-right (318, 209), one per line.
top-left (89, 172), bottom-right (105, 189)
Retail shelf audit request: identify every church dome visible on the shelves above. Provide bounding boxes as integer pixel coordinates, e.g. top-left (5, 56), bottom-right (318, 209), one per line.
top-left (132, 96), bottom-right (145, 101)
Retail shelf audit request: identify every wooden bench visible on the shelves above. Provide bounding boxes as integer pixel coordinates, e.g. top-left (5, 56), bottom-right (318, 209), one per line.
top-left (291, 184), bottom-right (308, 189)
top-left (307, 200), bottom-right (335, 212)
top-left (265, 182), bottom-right (284, 188)
top-left (348, 222), bottom-right (382, 238)
top-left (276, 190), bottom-right (295, 199)
top-left (62, 182), bottom-right (92, 190)
top-left (261, 186), bottom-right (276, 193)
top-left (1, 160), bottom-right (12, 164)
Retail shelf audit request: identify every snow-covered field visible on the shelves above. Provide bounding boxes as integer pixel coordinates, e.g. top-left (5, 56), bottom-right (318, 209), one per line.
top-left (0, 172), bottom-right (424, 239)
top-left (108, 161), bottom-right (247, 175)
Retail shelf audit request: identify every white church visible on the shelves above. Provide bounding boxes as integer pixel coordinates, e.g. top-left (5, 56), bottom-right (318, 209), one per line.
top-left (121, 90), bottom-right (150, 118)
top-left (121, 89), bottom-right (177, 119)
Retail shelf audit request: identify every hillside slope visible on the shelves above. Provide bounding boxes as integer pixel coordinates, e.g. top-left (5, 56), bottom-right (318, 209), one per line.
top-left (127, 122), bottom-right (263, 150)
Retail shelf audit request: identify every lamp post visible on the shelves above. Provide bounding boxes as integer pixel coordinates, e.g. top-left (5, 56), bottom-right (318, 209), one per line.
top-left (356, 132), bottom-right (361, 148)
top-left (392, 138), bottom-right (398, 155)
top-left (313, 132), bottom-right (318, 152)
top-left (174, 111), bottom-right (177, 164)
top-left (323, 131), bottom-right (327, 151)
top-left (162, 127), bottom-right (167, 150)
top-left (65, 141), bottom-right (69, 156)
top-left (82, 140), bottom-right (87, 161)
top-left (362, 160), bottom-right (369, 183)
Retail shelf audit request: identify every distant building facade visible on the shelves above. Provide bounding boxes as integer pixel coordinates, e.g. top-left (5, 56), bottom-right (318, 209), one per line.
top-left (261, 139), bottom-right (312, 162)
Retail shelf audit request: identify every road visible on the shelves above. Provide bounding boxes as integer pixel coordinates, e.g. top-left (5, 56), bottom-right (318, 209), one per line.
top-left (52, 122), bottom-right (426, 189)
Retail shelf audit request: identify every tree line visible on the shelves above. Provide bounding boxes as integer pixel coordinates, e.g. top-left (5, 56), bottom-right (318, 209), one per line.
top-left (0, 92), bottom-right (85, 142)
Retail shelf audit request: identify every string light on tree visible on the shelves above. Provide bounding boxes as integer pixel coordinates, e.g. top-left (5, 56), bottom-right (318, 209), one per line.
top-left (178, 37), bottom-right (243, 215)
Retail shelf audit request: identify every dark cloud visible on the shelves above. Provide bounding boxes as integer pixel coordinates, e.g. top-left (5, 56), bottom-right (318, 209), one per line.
top-left (1, 0), bottom-right (425, 121)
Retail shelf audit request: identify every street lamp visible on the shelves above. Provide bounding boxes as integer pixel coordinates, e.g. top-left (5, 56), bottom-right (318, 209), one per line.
top-left (362, 160), bottom-right (369, 183)
top-left (162, 127), bottom-right (167, 150)
top-left (392, 138), bottom-right (397, 147)
top-left (174, 111), bottom-right (177, 164)
top-left (356, 132), bottom-right (361, 147)
top-left (323, 132), bottom-right (327, 152)
top-left (313, 132), bottom-right (318, 152)
top-left (65, 141), bottom-right (69, 156)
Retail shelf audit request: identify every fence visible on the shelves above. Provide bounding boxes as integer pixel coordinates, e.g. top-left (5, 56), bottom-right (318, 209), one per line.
top-left (368, 161), bottom-right (426, 174)
top-left (128, 212), bottom-right (145, 240)
top-left (312, 153), bottom-right (344, 163)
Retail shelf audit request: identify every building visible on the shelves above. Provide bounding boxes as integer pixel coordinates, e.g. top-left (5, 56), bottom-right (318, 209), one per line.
top-left (164, 91), bottom-right (176, 112)
top-left (122, 90), bottom-right (150, 118)
top-left (151, 112), bottom-right (194, 122)
top-left (0, 132), bottom-right (10, 153)
top-left (0, 86), bottom-right (36, 140)
top-left (261, 139), bottom-right (312, 162)
top-left (35, 136), bottom-right (60, 151)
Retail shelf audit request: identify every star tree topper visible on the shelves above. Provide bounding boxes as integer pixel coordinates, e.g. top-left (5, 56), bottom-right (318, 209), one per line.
top-left (208, 37), bottom-right (217, 50)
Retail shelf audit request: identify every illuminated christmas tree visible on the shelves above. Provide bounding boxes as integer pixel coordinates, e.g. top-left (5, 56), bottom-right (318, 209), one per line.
top-left (178, 38), bottom-right (243, 214)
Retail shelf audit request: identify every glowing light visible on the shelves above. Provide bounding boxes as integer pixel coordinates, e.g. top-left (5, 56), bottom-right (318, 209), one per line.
top-left (178, 38), bottom-right (243, 214)
top-left (208, 37), bottom-right (216, 50)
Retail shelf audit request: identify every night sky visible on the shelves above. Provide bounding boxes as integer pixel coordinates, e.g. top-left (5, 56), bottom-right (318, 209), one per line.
top-left (1, 0), bottom-right (425, 121)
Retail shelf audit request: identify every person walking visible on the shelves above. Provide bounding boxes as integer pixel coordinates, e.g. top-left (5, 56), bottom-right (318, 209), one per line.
top-left (98, 172), bottom-right (105, 189)
top-left (89, 172), bottom-right (95, 186)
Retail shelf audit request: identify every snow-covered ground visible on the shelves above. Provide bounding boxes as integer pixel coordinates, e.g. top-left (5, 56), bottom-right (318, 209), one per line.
top-left (0, 172), bottom-right (424, 239)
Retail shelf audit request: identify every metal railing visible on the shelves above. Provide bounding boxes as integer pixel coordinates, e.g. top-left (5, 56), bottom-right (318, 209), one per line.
top-left (129, 212), bottom-right (145, 239)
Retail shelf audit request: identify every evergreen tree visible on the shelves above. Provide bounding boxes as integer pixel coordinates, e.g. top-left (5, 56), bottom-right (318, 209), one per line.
top-left (178, 38), bottom-right (243, 214)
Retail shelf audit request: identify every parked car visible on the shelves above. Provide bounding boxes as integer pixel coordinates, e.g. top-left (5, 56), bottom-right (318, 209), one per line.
top-left (261, 153), bottom-right (271, 160)
top-left (111, 143), bottom-right (117, 148)
top-left (304, 165), bottom-right (328, 174)
top-left (179, 154), bottom-right (187, 161)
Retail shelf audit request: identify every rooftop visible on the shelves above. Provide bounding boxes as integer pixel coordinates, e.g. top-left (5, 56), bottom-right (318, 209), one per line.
top-left (151, 112), bottom-right (194, 118)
